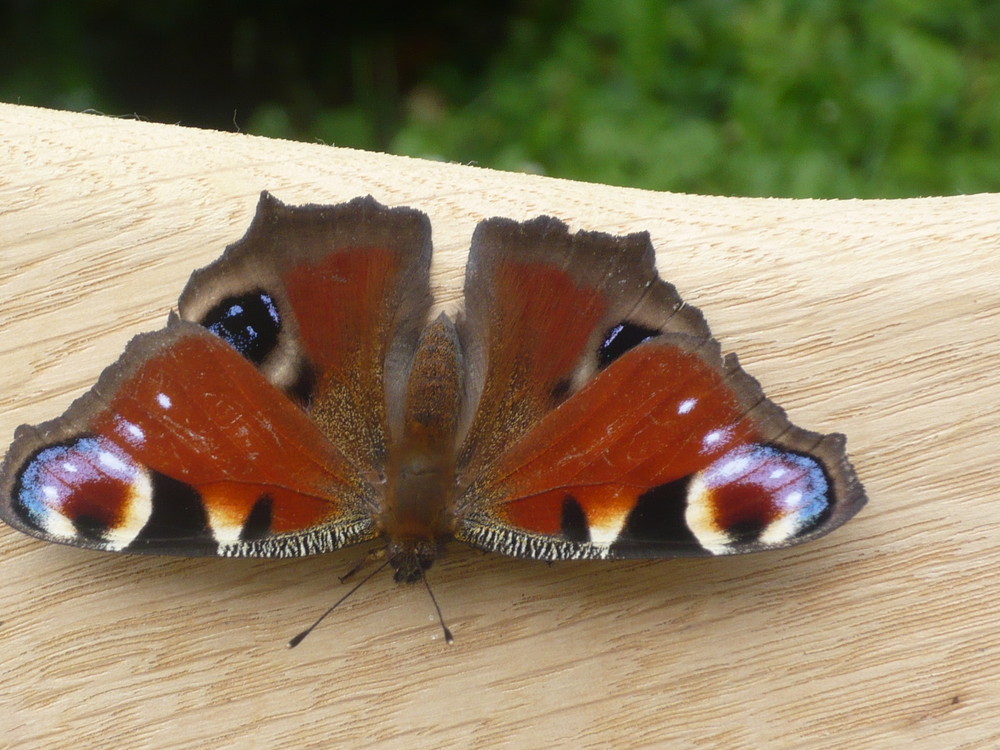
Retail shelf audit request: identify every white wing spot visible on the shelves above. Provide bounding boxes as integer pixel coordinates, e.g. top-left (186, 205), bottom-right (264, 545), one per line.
top-left (98, 450), bottom-right (127, 474)
top-left (718, 454), bottom-right (751, 477)
top-left (589, 515), bottom-right (628, 545)
top-left (703, 429), bottom-right (725, 448)
top-left (678, 398), bottom-right (697, 415)
top-left (156, 392), bottom-right (172, 409)
top-left (781, 490), bottom-right (804, 509)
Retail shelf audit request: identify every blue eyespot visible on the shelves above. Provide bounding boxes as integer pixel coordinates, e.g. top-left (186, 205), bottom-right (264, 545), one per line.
top-left (598, 322), bottom-right (660, 368)
top-left (201, 291), bottom-right (281, 364)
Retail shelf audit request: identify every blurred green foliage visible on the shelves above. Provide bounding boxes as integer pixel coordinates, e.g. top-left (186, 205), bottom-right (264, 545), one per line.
top-left (3, 0), bottom-right (999, 197)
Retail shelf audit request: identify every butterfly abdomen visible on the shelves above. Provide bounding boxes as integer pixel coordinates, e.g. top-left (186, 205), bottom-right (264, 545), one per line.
top-left (382, 314), bottom-right (464, 579)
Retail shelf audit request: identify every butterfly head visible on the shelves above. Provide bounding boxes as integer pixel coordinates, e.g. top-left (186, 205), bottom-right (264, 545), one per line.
top-left (387, 538), bottom-right (441, 583)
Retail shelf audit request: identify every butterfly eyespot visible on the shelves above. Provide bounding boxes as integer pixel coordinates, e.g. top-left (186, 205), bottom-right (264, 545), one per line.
top-left (200, 290), bottom-right (281, 364)
top-left (598, 322), bottom-right (660, 368)
top-left (13, 436), bottom-right (153, 550)
top-left (685, 444), bottom-right (833, 555)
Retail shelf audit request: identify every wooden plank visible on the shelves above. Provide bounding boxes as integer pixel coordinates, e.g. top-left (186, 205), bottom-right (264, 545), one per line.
top-left (0, 102), bottom-right (997, 750)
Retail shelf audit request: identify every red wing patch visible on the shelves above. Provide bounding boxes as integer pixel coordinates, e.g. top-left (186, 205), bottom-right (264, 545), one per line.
top-left (457, 335), bottom-right (860, 559)
top-left (5, 325), bottom-right (376, 555)
top-left (457, 257), bottom-right (608, 476)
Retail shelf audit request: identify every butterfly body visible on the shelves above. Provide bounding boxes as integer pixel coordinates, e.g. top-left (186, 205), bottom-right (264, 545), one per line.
top-left (383, 316), bottom-right (463, 581)
top-left (1, 194), bottom-right (866, 600)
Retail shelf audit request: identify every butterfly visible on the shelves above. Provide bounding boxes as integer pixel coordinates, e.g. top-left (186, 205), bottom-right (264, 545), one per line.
top-left (0, 194), bottom-right (866, 639)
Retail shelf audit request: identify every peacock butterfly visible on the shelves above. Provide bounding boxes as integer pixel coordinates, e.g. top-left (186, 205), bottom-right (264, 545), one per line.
top-left (0, 194), bottom-right (866, 641)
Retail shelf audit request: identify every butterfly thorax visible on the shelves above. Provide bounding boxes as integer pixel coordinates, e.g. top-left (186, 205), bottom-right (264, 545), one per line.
top-left (382, 315), bottom-right (463, 582)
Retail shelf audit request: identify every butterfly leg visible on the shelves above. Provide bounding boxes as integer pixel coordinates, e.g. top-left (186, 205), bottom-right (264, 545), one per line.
top-left (339, 545), bottom-right (387, 583)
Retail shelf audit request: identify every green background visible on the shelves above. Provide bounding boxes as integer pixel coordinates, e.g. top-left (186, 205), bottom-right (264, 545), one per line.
top-left (3, 0), bottom-right (998, 198)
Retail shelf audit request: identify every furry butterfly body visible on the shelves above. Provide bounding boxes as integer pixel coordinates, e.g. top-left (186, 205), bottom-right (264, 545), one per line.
top-left (1, 194), bottom-right (866, 590)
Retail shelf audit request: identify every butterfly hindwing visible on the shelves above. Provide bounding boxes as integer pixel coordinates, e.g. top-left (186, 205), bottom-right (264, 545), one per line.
top-left (454, 216), bottom-right (710, 479)
top-left (453, 217), bottom-right (865, 560)
top-left (177, 193), bottom-right (433, 473)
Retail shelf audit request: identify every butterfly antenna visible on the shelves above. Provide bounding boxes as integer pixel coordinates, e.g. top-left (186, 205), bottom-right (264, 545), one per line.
top-left (421, 570), bottom-right (454, 645)
top-left (287, 558), bottom-right (390, 648)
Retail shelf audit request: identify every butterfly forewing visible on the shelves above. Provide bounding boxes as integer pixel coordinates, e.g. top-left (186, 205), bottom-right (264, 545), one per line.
top-left (0, 325), bottom-right (379, 554)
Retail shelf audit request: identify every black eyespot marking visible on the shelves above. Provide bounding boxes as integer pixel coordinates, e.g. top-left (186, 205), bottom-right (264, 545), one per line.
top-left (289, 362), bottom-right (317, 408)
top-left (598, 322), bottom-right (660, 368)
top-left (127, 472), bottom-right (215, 553)
top-left (612, 476), bottom-right (705, 555)
top-left (11, 435), bottom-right (140, 537)
top-left (560, 495), bottom-right (590, 543)
top-left (550, 377), bottom-right (571, 405)
top-left (240, 495), bottom-right (273, 542)
top-left (726, 520), bottom-right (767, 545)
top-left (201, 290), bottom-right (281, 364)
top-left (73, 514), bottom-right (110, 542)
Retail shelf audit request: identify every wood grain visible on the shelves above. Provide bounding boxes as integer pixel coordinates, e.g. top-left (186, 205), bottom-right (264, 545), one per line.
top-left (1, 103), bottom-right (997, 750)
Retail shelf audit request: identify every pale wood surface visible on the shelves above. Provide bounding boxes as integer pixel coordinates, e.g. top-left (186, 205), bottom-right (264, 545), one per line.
top-left (0, 103), bottom-right (998, 750)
